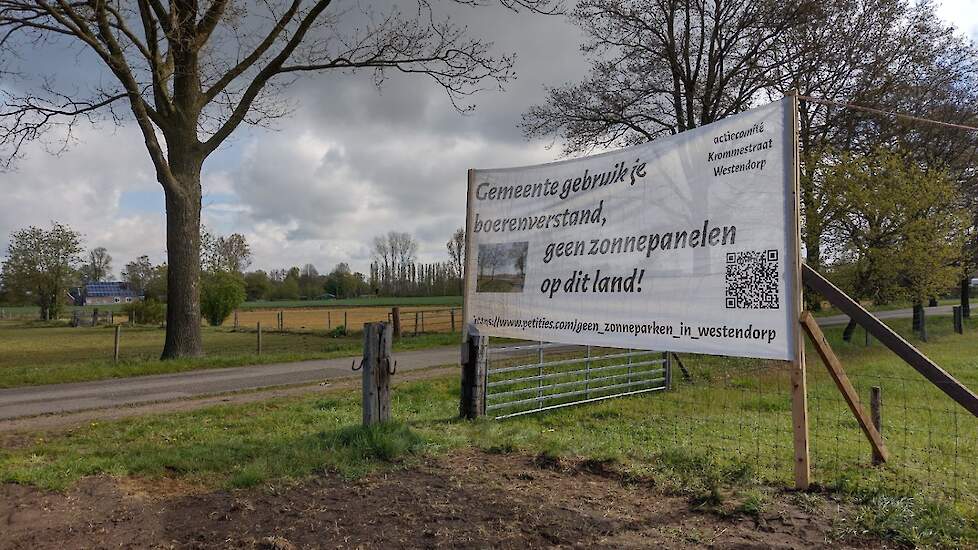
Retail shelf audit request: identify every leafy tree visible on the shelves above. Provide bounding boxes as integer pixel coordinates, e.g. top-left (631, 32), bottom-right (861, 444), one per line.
top-left (823, 148), bottom-right (968, 335)
top-left (122, 256), bottom-right (155, 294)
top-left (1, 222), bottom-right (83, 319)
top-left (324, 263), bottom-right (360, 299)
top-left (202, 230), bottom-right (252, 274)
top-left (0, 0), bottom-right (552, 358)
top-left (200, 272), bottom-right (246, 326)
top-left (80, 247), bottom-right (113, 283)
top-left (298, 264), bottom-right (322, 299)
top-left (244, 270), bottom-right (272, 301)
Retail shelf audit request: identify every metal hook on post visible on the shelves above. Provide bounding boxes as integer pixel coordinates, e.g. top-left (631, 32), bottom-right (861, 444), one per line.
top-left (386, 357), bottom-right (397, 376)
top-left (352, 359), bottom-right (363, 371)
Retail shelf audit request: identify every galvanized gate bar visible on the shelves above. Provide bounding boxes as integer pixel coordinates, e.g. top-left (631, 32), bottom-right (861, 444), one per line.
top-left (487, 359), bottom-right (666, 388)
top-left (487, 368), bottom-right (667, 401)
top-left (485, 338), bottom-right (671, 419)
top-left (488, 350), bottom-right (660, 375)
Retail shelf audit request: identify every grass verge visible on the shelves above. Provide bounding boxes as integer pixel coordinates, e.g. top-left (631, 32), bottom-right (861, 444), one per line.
top-left (1, 318), bottom-right (976, 546)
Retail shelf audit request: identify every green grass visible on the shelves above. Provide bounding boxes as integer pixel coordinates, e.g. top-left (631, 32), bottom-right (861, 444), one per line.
top-left (0, 321), bottom-right (458, 387)
top-left (1, 316), bottom-right (976, 546)
top-left (239, 296), bottom-right (462, 309)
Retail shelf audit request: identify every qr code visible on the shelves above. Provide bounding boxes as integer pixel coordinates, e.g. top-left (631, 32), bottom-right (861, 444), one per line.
top-left (725, 250), bottom-right (780, 309)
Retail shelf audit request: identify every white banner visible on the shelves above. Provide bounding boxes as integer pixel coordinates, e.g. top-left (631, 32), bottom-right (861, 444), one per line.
top-left (463, 99), bottom-right (799, 360)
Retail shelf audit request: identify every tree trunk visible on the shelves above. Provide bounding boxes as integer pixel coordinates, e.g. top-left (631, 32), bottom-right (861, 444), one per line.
top-left (912, 302), bottom-right (923, 333)
top-left (962, 278), bottom-right (971, 318)
top-left (161, 173), bottom-right (204, 359)
top-left (928, 297), bottom-right (938, 307)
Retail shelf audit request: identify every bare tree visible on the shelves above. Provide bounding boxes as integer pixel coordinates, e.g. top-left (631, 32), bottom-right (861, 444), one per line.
top-left (446, 227), bottom-right (464, 277)
top-left (522, 0), bottom-right (815, 153)
top-left (81, 246), bottom-right (113, 282)
top-left (0, 0), bottom-right (554, 358)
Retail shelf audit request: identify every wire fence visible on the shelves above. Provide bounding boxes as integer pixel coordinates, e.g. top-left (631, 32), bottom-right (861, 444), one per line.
top-left (484, 319), bottom-right (978, 510)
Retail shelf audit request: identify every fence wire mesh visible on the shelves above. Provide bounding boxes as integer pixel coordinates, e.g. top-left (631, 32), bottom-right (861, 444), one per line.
top-left (486, 324), bottom-right (977, 510)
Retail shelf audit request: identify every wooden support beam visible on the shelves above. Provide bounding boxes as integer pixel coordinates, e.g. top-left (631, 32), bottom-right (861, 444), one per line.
top-left (800, 311), bottom-right (890, 463)
top-left (802, 264), bottom-right (978, 418)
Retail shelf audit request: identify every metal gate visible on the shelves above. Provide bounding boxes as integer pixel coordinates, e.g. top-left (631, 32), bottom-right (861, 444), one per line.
top-left (484, 340), bottom-right (672, 419)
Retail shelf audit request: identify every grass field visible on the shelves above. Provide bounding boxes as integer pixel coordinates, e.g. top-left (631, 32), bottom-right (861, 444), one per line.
top-left (231, 305), bottom-right (460, 334)
top-left (0, 296), bottom-right (463, 320)
top-left (0, 321), bottom-right (457, 388)
top-left (0, 316), bottom-right (975, 546)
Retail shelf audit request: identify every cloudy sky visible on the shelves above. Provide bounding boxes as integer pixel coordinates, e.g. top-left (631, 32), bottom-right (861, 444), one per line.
top-left (0, 1), bottom-right (975, 277)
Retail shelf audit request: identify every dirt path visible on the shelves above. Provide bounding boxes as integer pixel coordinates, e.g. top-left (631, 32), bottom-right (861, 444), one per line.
top-left (0, 365), bottom-right (456, 436)
top-left (0, 346), bottom-right (459, 421)
top-left (0, 449), bottom-right (879, 549)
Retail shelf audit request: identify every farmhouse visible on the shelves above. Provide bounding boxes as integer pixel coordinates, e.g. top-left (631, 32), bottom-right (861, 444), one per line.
top-left (77, 282), bottom-right (142, 306)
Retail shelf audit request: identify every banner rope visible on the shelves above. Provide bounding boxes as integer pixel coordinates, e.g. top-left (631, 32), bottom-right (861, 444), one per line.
top-left (797, 95), bottom-right (978, 132)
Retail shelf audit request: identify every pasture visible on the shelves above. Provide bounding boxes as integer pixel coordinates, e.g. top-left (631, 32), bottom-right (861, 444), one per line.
top-left (1, 316), bottom-right (975, 547)
top-left (0, 321), bottom-right (457, 388)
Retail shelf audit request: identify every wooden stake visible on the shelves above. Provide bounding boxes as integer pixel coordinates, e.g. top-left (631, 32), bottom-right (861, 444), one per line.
top-left (113, 325), bottom-right (121, 363)
top-left (257, 322), bottom-right (262, 355)
top-left (788, 90), bottom-right (810, 490)
top-left (392, 307), bottom-right (401, 338)
top-left (800, 311), bottom-right (889, 463)
top-left (362, 322), bottom-right (393, 425)
top-left (871, 386), bottom-right (883, 465)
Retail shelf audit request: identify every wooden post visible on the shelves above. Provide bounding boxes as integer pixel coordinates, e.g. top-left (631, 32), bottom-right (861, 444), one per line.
top-left (414, 311), bottom-right (419, 336)
top-left (459, 331), bottom-right (488, 419)
top-left (110, 311), bottom-right (114, 325)
top-left (92, 309), bottom-right (98, 327)
top-left (113, 325), bottom-right (121, 363)
top-left (327, 311), bottom-right (332, 330)
top-left (788, 90), bottom-right (810, 490)
top-left (800, 311), bottom-right (889, 463)
top-left (954, 306), bottom-right (964, 334)
top-left (279, 311), bottom-right (284, 331)
top-left (450, 309), bottom-right (456, 333)
top-left (871, 386), bottom-right (883, 466)
top-left (392, 307), bottom-right (401, 338)
top-left (421, 310), bottom-right (425, 333)
top-left (344, 311), bottom-right (348, 335)
top-left (361, 322), bottom-right (394, 426)
top-left (257, 322), bottom-right (263, 355)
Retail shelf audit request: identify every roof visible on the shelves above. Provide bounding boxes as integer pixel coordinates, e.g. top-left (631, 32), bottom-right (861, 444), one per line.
top-left (84, 282), bottom-right (140, 298)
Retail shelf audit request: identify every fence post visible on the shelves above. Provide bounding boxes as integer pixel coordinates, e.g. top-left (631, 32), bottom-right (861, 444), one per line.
top-left (459, 331), bottom-right (488, 419)
top-left (450, 309), bottom-right (456, 333)
top-left (113, 325), bottom-right (121, 362)
top-left (257, 322), bottom-right (262, 356)
top-left (110, 311), bottom-right (114, 325)
top-left (954, 306), bottom-right (963, 334)
top-left (92, 309), bottom-right (98, 327)
top-left (327, 311), bottom-right (331, 330)
top-left (421, 311), bottom-right (425, 333)
top-left (871, 386), bottom-right (883, 465)
top-left (234, 310), bottom-right (239, 331)
top-left (664, 351), bottom-right (672, 390)
top-left (392, 307), bottom-right (401, 338)
top-left (361, 322), bottom-right (393, 426)
top-left (278, 311), bottom-right (284, 331)
top-left (344, 311), bottom-right (348, 335)
top-left (414, 311), bottom-right (419, 336)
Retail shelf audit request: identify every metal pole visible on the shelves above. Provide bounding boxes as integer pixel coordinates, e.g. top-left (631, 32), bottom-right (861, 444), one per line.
top-left (871, 386), bottom-right (883, 465)
top-left (584, 345), bottom-right (591, 399)
top-left (537, 341), bottom-right (544, 410)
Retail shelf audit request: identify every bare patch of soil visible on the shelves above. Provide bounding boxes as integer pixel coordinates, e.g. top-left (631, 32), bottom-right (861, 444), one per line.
top-left (0, 449), bottom-right (883, 549)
